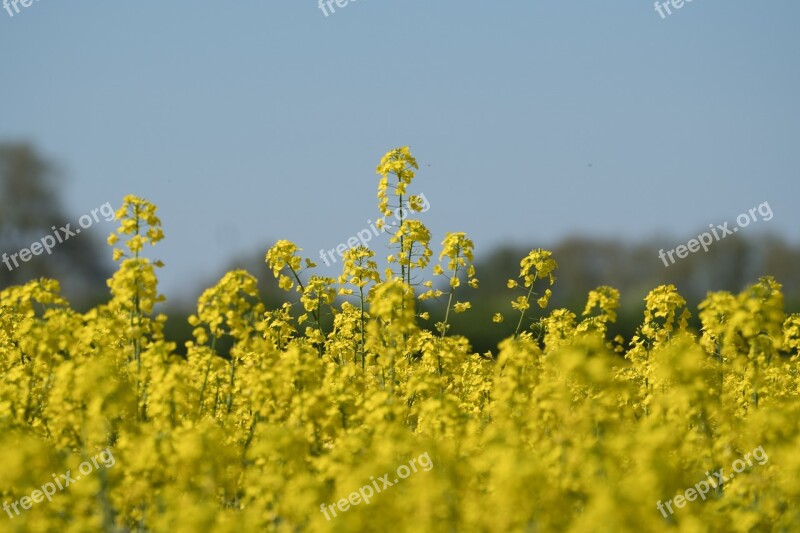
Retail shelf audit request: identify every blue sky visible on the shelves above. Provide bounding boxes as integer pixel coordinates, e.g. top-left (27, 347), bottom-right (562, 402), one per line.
top-left (1, 1), bottom-right (798, 300)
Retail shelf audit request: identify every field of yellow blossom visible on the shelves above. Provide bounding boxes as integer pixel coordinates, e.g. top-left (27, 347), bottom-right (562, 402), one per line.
top-left (1, 147), bottom-right (799, 532)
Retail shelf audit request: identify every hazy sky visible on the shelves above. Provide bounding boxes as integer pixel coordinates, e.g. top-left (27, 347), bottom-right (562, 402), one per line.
top-left (1, 1), bottom-right (798, 300)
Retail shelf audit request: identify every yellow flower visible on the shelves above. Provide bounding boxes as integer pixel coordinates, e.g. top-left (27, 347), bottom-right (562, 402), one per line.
top-left (537, 289), bottom-right (552, 309)
top-left (2, 154), bottom-right (796, 533)
top-left (278, 275), bottom-right (293, 291)
top-left (453, 302), bottom-right (471, 313)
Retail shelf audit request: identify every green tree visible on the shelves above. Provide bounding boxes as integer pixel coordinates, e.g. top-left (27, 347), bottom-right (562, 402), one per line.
top-left (0, 143), bottom-right (110, 306)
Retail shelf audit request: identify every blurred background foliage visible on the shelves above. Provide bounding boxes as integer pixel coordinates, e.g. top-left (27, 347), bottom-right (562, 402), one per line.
top-left (3, 142), bottom-right (799, 357)
top-left (0, 143), bottom-right (111, 302)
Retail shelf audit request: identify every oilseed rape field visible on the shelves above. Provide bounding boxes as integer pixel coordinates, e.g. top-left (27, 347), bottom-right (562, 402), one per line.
top-left (1, 147), bottom-right (799, 532)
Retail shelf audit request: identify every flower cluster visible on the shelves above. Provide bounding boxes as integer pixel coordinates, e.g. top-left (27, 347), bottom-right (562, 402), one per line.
top-left (1, 151), bottom-right (800, 532)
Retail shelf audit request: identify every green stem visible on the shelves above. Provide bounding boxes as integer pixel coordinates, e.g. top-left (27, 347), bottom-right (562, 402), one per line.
top-left (359, 285), bottom-right (366, 369)
top-left (440, 265), bottom-right (459, 340)
top-left (513, 276), bottom-right (538, 337)
top-left (226, 356), bottom-right (236, 414)
top-left (288, 267), bottom-right (319, 325)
